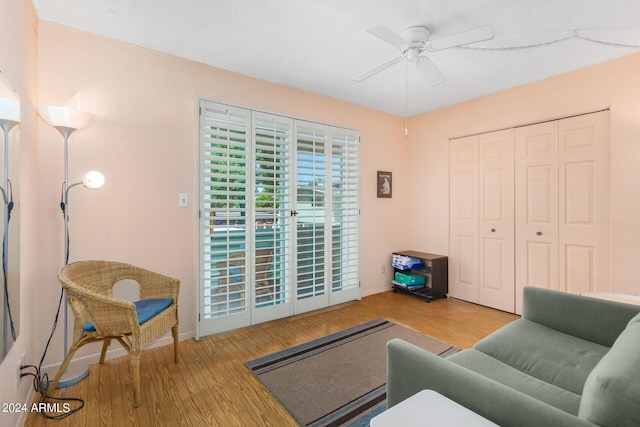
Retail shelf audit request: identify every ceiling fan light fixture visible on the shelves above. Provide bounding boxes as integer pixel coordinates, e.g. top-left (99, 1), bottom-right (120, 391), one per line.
top-left (406, 48), bottom-right (420, 62)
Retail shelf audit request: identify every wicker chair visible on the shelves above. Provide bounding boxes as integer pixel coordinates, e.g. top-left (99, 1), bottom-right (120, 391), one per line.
top-left (47, 260), bottom-right (180, 407)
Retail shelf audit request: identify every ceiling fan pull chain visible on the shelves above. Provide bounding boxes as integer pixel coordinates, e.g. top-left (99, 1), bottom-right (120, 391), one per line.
top-left (405, 58), bottom-right (409, 136)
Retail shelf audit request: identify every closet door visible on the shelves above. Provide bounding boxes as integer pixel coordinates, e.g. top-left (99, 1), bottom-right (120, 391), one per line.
top-left (558, 111), bottom-right (610, 295)
top-left (515, 111), bottom-right (610, 312)
top-left (478, 129), bottom-right (515, 312)
top-left (515, 121), bottom-right (559, 313)
top-left (449, 136), bottom-right (479, 303)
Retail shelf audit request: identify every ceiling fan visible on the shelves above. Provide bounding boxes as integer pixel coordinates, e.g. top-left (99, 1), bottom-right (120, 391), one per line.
top-left (353, 24), bottom-right (494, 86)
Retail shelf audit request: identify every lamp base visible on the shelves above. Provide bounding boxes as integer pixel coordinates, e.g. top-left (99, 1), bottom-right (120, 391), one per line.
top-left (56, 364), bottom-right (89, 389)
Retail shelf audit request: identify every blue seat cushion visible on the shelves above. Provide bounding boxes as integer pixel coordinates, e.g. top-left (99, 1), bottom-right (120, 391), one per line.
top-left (82, 298), bottom-right (174, 332)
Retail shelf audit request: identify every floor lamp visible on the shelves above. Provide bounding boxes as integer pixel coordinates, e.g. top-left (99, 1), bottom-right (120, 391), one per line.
top-left (38, 105), bottom-right (105, 388)
top-left (0, 98), bottom-right (20, 358)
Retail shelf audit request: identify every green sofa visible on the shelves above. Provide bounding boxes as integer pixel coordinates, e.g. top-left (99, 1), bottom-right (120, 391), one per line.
top-left (387, 287), bottom-right (640, 427)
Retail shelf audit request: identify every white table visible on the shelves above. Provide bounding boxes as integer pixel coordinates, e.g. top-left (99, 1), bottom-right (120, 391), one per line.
top-left (371, 390), bottom-right (498, 427)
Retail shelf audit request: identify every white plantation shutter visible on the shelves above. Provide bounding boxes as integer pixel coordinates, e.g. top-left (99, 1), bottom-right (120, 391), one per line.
top-left (199, 101), bottom-right (252, 333)
top-left (198, 99), bottom-right (360, 336)
top-left (295, 121), bottom-right (329, 308)
top-left (330, 127), bottom-right (360, 302)
top-left (253, 112), bottom-right (294, 320)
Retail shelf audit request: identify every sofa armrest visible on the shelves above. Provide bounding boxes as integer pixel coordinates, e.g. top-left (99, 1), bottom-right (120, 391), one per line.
top-left (387, 339), bottom-right (594, 427)
top-left (522, 287), bottom-right (640, 347)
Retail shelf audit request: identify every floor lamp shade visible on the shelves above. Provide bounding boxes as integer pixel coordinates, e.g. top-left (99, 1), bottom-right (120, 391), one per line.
top-left (38, 105), bottom-right (92, 131)
top-left (0, 98), bottom-right (20, 128)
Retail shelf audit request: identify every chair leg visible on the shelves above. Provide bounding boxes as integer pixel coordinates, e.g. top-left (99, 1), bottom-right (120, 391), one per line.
top-left (131, 354), bottom-right (141, 407)
top-left (45, 343), bottom-right (80, 397)
top-left (99, 339), bottom-right (111, 364)
top-left (172, 324), bottom-right (179, 363)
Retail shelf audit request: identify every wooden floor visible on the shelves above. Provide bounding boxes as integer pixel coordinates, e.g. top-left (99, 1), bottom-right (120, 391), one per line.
top-left (25, 291), bottom-right (518, 427)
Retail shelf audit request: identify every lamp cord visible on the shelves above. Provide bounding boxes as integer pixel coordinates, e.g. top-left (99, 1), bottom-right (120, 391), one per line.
top-left (20, 283), bottom-right (84, 419)
top-left (3, 179), bottom-right (16, 341)
top-left (3, 231), bottom-right (16, 341)
top-left (19, 190), bottom-right (84, 419)
top-left (60, 181), bottom-right (70, 264)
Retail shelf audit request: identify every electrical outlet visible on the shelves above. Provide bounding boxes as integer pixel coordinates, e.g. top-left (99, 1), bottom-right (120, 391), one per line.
top-left (17, 352), bottom-right (25, 385)
top-left (381, 264), bottom-right (386, 274)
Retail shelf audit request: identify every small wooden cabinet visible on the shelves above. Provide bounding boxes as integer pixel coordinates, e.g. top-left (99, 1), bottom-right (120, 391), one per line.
top-left (391, 250), bottom-right (448, 302)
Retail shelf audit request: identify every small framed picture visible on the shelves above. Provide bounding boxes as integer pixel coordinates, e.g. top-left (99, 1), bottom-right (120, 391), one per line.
top-left (377, 171), bottom-right (392, 198)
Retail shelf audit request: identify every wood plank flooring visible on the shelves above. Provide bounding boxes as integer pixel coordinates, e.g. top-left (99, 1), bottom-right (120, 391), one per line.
top-left (25, 291), bottom-right (518, 427)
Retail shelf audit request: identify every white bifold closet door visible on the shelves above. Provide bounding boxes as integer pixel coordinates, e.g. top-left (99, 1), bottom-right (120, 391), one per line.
top-left (478, 130), bottom-right (515, 311)
top-left (515, 111), bottom-right (610, 313)
top-left (450, 110), bottom-right (610, 315)
top-left (449, 129), bottom-right (515, 313)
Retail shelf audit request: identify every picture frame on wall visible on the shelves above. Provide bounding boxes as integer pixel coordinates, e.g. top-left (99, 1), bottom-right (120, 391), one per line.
top-left (377, 171), bottom-right (392, 198)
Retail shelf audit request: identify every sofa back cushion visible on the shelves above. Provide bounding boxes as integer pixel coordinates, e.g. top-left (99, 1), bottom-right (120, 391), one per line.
top-left (522, 287), bottom-right (640, 347)
top-left (578, 312), bottom-right (640, 426)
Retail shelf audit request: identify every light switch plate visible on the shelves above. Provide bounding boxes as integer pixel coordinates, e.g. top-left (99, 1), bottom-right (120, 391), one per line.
top-left (179, 193), bottom-right (189, 207)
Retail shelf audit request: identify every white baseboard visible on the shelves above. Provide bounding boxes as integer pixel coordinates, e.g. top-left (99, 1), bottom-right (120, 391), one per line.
top-left (361, 286), bottom-right (392, 298)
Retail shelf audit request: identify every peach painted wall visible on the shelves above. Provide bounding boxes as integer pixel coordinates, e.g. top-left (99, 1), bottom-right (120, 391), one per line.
top-left (406, 52), bottom-right (640, 296)
top-left (0, 1), bottom-right (39, 425)
top-left (36, 21), bottom-right (408, 369)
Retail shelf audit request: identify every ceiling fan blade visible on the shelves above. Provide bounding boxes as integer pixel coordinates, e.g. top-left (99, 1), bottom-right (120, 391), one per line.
top-left (352, 55), bottom-right (405, 82)
top-left (415, 55), bottom-right (446, 86)
top-left (367, 25), bottom-right (409, 50)
top-left (427, 25), bottom-right (494, 51)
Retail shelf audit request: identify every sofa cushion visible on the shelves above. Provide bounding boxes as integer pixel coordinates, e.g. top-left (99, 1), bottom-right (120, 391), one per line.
top-left (578, 314), bottom-right (640, 426)
top-left (473, 319), bottom-right (609, 395)
top-left (449, 349), bottom-right (582, 415)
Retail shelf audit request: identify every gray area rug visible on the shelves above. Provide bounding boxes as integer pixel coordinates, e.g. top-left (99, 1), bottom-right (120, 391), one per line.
top-left (245, 318), bottom-right (459, 426)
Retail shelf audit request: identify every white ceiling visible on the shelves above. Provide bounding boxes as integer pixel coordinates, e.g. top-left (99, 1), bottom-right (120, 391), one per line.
top-left (32, 0), bottom-right (640, 117)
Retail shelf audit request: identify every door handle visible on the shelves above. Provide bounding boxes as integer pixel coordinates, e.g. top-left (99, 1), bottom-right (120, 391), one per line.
top-left (491, 228), bottom-right (496, 232)
top-left (536, 231), bottom-right (542, 236)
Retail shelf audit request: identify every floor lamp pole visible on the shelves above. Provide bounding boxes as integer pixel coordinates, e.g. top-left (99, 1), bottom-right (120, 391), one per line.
top-left (56, 126), bottom-right (89, 388)
top-left (38, 106), bottom-right (99, 388)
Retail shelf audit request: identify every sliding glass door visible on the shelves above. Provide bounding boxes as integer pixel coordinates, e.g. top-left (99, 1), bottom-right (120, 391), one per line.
top-left (198, 100), bottom-right (359, 337)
